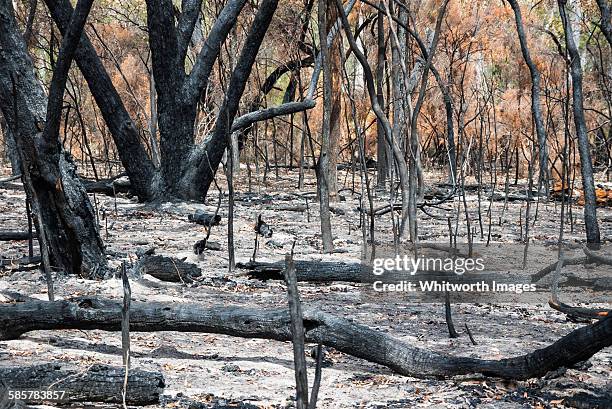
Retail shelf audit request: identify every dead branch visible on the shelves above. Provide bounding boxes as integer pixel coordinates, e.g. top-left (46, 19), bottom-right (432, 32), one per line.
top-left (236, 260), bottom-right (362, 282)
top-left (0, 297), bottom-right (610, 380)
top-left (135, 255), bottom-right (201, 283)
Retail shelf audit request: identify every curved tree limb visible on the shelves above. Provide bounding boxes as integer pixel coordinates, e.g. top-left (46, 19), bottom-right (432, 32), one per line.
top-left (43, 0), bottom-right (94, 147)
top-left (231, 100), bottom-right (316, 133)
top-left (192, 0), bottom-right (280, 200)
top-left (0, 297), bottom-right (610, 380)
top-left (183, 0), bottom-right (248, 104)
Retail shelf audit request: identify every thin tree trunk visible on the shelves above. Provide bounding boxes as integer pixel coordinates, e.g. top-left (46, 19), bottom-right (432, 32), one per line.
top-left (326, 1), bottom-right (341, 200)
top-left (558, 0), bottom-right (601, 244)
top-left (375, 3), bottom-right (388, 189)
top-left (506, 0), bottom-right (550, 194)
top-left (148, 70), bottom-right (160, 168)
top-left (318, 0), bottom-right (334, 253)
top-left (335, 0), bottom-right (411, 236)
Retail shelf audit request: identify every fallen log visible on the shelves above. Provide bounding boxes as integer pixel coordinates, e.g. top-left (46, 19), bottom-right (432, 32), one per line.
top-left (549, 299), bottom-right (609, 320)
top-left (135, 255), bottom-right (201, 283)
top-left (0, 231), bottom-right (37, 241)
top-left (548, 256), bottom-right (610, 320)
top-left (236, 260), bottom-right (363, 282)
top-left (188, 210), bottom-right (221, 227)
top-left (0, 175), bottom-right (131, 196)
top-left (82, 176), bottom-right (131, 196)
top-left (0, 363), bottom-right (163, 405)
top-left (0, 297), bottom-right (610, 380)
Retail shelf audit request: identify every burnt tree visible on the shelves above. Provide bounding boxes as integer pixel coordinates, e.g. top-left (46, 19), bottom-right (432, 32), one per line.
top-left (0, 0), bottom-right (106, 277)
top-left (44, 0), bottom-right (315, 202)
top-left (506, 0), bottom-right (550, 193)
top-left (558, 0), bottom-right (601, 244)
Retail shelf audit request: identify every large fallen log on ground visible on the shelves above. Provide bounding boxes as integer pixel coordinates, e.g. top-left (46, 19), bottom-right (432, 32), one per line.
top-left (236, 260), bottom-right (363, 282)
top-left (0, 297), bottom-right (610, 380)
top-left (0, 363), bottom-right (164, 405)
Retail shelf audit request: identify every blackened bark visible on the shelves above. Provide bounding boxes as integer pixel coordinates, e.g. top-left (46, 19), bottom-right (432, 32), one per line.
top-left (236, 260), bottom-right (362, 282)
top-left (326, 1), bottom-right (341, 199)
top-left (44, 0), bottom-right (157, 201)
top-left (146, 0), bottom-right (196, 191)
top-left (1, 297), bottom-right (611, 380)
top-left (182, 0), bottom-right (248, 104)
top-left (176, 0), bottom-right (203, 64)
top-left (135, 255), bottom-right (202, 283)
top-left (0, 363), bottom-right (164, 405)
top-left (375, 4), bottom-right (388, 188)
top-left (0, 0), bottom-right (107, 278)
top-left (191, 0), bottom-right (280, 200)
top-left (318, 0), bottom-right (334, 253)
top-left (232, 100), bottom-right (316, 133)
top-left (45, 0), bottom-right (307, 202)
top-left (506, 0), bottom-right (550, 193)
top-left (559, 0), bottom-right (601, 244)
top-left (43, 0), bottom-right (94, 145)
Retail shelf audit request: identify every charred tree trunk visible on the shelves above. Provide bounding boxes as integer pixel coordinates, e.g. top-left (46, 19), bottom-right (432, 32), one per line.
top-left (43, 0), bottom-right (313, 202)
top-left (506, 0), bottom-right (550, 193)
top-left (145, 0), bottom-right (196, 193)
top-left (558, 0), bottom-right (601, 244)
top-left (237, 260), bottom-right (362, 282)
top-left (44, 0), bottom-right (158, 201)
top-left (326, 1), bottom-right (341, 200)
top-left (318, 0), bottom-right (334, 253)
top-left (1, 297), bottom-right (611, 380)
top-left (0, 363), bottom-right (164, 405)
top-left (0, 0), bottom-right (107, 278)
top-left (375, 3), bottom-right (388, 189)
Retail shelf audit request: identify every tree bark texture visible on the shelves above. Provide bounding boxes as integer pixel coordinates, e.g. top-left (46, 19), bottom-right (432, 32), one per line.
top-left (0, 363), bottom-right (164, 405)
